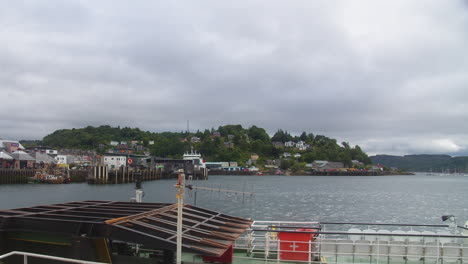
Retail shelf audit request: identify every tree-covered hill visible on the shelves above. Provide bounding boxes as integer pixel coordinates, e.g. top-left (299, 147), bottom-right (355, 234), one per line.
top-left (370, 154), bottom-right (468, 172)
top-left (39, 125), bottom-right (372, 166)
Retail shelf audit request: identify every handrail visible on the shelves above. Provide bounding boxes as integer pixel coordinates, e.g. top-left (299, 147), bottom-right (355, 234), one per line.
top-left (320, 221), bottom-right (450, 227)
top-left (0, 251), bottom-right (107, 264)
top-left (253, 229), bottom-right (468, 238)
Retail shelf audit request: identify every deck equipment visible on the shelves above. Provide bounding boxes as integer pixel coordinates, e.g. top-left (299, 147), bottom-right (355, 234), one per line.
top-left (0, 200), bottom-right (252, 263)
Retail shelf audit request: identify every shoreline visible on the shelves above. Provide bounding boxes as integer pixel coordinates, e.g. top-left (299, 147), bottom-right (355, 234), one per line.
top-left (209, 171), bottom-right (415, 176)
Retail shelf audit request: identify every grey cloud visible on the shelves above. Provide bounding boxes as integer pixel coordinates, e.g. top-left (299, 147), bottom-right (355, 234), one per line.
top-left (1, 0), bottom-right (468, 156)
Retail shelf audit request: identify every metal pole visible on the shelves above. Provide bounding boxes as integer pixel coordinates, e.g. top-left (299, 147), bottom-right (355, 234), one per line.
top-left (194, 191), bottom-right (197, 206)
top-left (176, 169), bottom-right (185, 264)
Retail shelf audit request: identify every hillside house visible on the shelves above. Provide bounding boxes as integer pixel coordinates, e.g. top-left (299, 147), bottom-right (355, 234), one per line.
top-left (272, 142), bottom-right (284, 148)
top-left (250, 153), bottom-right (259, 160)
top-left (284, 141), bottom-right (295, 147)
top-left (352, 160), bottom-right (364, 166)
top-left (312, 160), bottom-right (345, 171)
top-left (296, 141), bottom-right (311, 151)
top-left (296, 141), bottom-right (305, 148)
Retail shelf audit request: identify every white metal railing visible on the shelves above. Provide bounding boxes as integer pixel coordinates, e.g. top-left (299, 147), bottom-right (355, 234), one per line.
top-left (235, 237), bottom-right (468, 263)
top-left (0, 251), bottom-right (107, 264)
top-left (233, 221), bottom-right (468, 264)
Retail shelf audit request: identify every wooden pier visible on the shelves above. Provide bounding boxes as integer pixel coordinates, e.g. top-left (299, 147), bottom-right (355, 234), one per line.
top-left (87, 166), bottom-right (176, 184)
top-left (0, 169), bottom-right (34, 184)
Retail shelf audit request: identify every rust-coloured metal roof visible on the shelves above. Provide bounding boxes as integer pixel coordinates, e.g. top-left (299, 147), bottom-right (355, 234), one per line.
top-left (0, 200), bottom-right (253, 256)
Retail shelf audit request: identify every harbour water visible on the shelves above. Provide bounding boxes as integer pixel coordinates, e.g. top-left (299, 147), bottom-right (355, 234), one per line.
top-left (0, 173), bottom-right (466, 225)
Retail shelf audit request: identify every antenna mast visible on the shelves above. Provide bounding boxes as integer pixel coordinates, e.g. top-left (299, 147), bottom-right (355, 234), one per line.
top-left (174, 167), bottom-right (254, 264)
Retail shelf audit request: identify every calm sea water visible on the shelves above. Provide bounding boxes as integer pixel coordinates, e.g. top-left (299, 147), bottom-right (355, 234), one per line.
top-left (0, 173), bottom-right (466, 225)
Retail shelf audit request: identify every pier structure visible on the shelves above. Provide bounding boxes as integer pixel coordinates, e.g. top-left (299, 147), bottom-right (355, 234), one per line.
top-left (87, 166), bottom-right (172, 184)
top-left (147, 157), bottom-right (208, 180)
top-left (0, 169), bottom-right (34, 184)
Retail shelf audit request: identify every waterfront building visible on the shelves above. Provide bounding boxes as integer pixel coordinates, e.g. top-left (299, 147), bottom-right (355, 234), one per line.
top-left (26, 146), bottom-right (58, 156)
top-left (55, 155), bottom-right (75, 165)
top-left (102, 155), bottom-right (127, 168)
top-left (204, 162), bottom-right (223, 170)
top-left (0, 151), bottom-right (13, 168)
top-left (9, 151), bottom-right (35, 169)
top-left (311, 160), bottom-right (345, 171)
top-left (0, 140), bottom-right (26, 153)
top-left (248, 166), bottom-right (259, 172)
top-left (29, 152), bottom-right (57, 168)
top-left (223, 166), bottom-right (243, 171)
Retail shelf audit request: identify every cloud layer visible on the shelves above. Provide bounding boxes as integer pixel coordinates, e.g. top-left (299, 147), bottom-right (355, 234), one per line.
top-left (1, 0), bottom-right (468, 156)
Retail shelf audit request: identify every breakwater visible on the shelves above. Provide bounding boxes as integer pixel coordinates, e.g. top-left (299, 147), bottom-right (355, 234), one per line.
top-left (0, 169), bottom-right (34, 184)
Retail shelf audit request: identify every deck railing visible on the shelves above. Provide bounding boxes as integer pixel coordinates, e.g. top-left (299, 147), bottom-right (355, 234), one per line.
top-left (234, 221), bottom-right (468, 264)
top-left (0, 251), bottom-right (107, 264)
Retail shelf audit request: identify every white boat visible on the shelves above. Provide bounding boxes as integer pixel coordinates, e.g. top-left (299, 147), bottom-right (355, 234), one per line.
top-left (183, 148), bottom-right (206, 170)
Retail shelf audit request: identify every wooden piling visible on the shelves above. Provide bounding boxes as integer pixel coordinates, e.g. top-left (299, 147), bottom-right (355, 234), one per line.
top-left (0, 169), bottom-right (33, 184)
top-left (87, 166), bottom-right (177, 184)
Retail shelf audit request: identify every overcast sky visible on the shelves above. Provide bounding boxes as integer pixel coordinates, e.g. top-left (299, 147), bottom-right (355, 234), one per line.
top-left (1, 0), bottom-right (468, 156)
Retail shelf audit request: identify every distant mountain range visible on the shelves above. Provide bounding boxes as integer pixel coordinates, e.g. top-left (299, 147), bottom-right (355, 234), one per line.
top-left (370, 154), bottom-right (468, 172)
